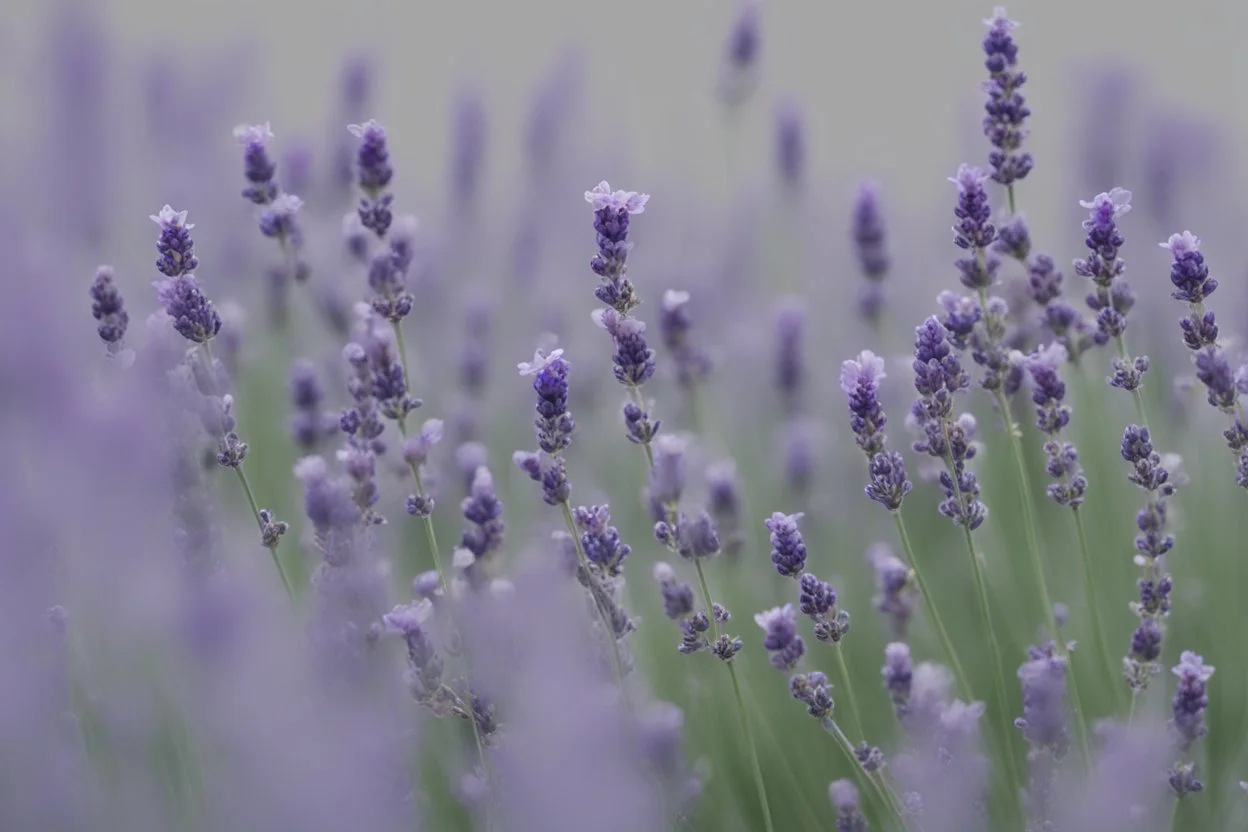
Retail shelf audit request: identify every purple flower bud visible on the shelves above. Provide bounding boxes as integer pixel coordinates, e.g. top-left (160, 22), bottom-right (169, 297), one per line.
top-left (154, 274), bottom-right (221, 344)
top-left (653, 562), bottom-right (695, 620)
top-left (1160, 231), bottom-right (1216, 304)
top-left (402, 419), bottom-right (444, 467)
top-left (798, 572), bottom-right (836, 619)
top-left (1015, 642), bottom-right (1069, 753)
top-left (574, 505), bottom-right (631, 574)
top-left (852, 181), bottom-right (889, 286)
top-left (949, 164), bottom-right (1000, 289)
top-left (519, 348), bottom-right (575, 454)
top-left (774, 99), bottom-right (805, 191)
top-left (347, 119), bottom-right (394, 202)
top-left (1170, 651), bottom-right (1214, 751)
top-left (233, 122), bottom-right (279, 205)
top-left (649, 435), bottom-right (687, 507)
top-left (829, 779), bottom-right (867, 832)
top-left (882, 642), bottom-right (913, 719)
top-left (460, 466), bottom-right (505, 563)
top-left (981, 8), bottom-right (1034, 187)
top-left (150, 204), bottom-right (198, 277)
top-left (775, 300), bottom-right (805, 414)
top-left (89, 265), bottom-right (129, 352)
top-left (869, 544), bottom-right (914, 636)
top-left (841, 350), bottom-right (888, 455)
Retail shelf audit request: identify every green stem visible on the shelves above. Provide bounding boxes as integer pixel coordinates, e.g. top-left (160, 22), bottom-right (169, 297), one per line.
top-left (1169, 797), bottom-right (1181, 832)
top-left (1006, 185), bottom-right (1017, 216)
top-left (1114, 335), bottom-right (1149, 430)
top-left (1072, 505), bottom-right (1120, 704)
top-left (234, 467), bottom-right (295, 601)
top-left (992, 389), bottom-right (1093, 764)
top-left (889, 510), bottom-right (974, 700)
top-left (391, 320), bottom-right (412, 393)
top-left (692, 559), bottom-right (775, 832)
top-left (1127, 692), bottom-right (1138, 726)
top-left (559, 501), bottom-right (629, 696)
top-left (832, 642), bottom-right (867, 747)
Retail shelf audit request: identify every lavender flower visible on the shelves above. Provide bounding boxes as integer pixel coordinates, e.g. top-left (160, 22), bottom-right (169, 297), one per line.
top-left (154, 274), bottom-right (221, 345)
top-left (841, 350), bottom-right (888, 455)
top-left (755, 604), bottom-right (805, 670)
top-left (233, 122), bottom-right (279, 205)
top-left (574, 505), bottom-right (631, 576)
top-left (585, 181), bottom-right (648, 312)
top-left (653, 562), bottom-right (695, 620)
top-left (798, 572), bottom-right (850, 643)
top-left (911, 317), bottom-right (985, 529)
top-left (1027, 254), bottom-right (1097, 360)
top-left (1015, 642), bottom-right (1069, 754)
top-left (290, 359), bottom-right (335, 453)
top-left (89, 265), bottom-right (128, 354)
top-left (295, 455), bottom-right (360, 535)
top-left (1170, 651), bottom-right (1214, 751)
top-left (883, 641), bottom-right (914, 720)
top-left (151, 204), bottom-right (199, 277)
top-left (1024, 343), bottom-right (1088, 507)
top-left (869, 544), bottom-right (915, 636)
top-left (593, 307), bottom-right (656, 388)
top-left (659, 290), bottom-right (711, 389)
top-left (648, 434), bottom-right (687, 510)
top-left (460, 465), bottom-right (505, 567)
top-left (775, 300), bottom-right (805, 415)
top-left (348, 120), bottom-right (394, 236)
top-left (829, 779), bottom-right (867, 832)
top-left (981, 8), bottom-right (1034, 189)
top-left (719, 2), bottom-right (760, 105)
top-left (994, 214), bottom-right (1031, 262)
top-left (519, 348), bottom-right (575, 455)
top-left (774, 99), bottom-right (805, 191)
top-left (402, 419), bottom-right (444, 470)
top-left (765, 511), bottom-right (807, 578)
top-left (949, 164), bottom-right (999, 290)
top-left (852, 181), bottom-right (889, 323)
top-left (1074, 188), bottom-right (1137, 349)
top-left (707, 461), bottom-right (745, 558)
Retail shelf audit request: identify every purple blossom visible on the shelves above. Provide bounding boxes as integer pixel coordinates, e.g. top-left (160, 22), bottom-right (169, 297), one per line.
top-left (949, 164), bottom-right (1000, 290)
top-left (519, 348), bottom-right (575, 455)
top-left (233, 122), bottom-right (278, 205)
top-left (1015, 642), bottom-right (1069, 753)
top-left (841, 350), bottom-right (888, 455)
top-left (151, 204), bottom-right (199, 277)
top-left (765, 511), bottom-right (807, 578)
top-left (852, 181), bottom-right (890, 323)
top-left (89, 265), bottom-right (128, 352)
top-left (585, 181), bottom-right (648, 312)
top-left (653, 562), bottom-right (695, 620)
top-left (829, 779), bottom-right (867, 832)
top-left (798, 572), bottom-right (849, 643)
top-left (460, 466), bottom-right (505, 565)
top-left (1160, 231), bottom-right (1216, 305)
top-left (774, 100), bottom-right (805, 191)
top-left (707, 461), bottom-right (745, 558)
top-left (593, 308), bottom-right (657, 388)
top-left (869, 544), bottom-right (914, 636)
top-left (775, 300), bottom-right (805, 414)
top-left (154, 274), bottom-right (221, 345)
top-left (994, 214), bottom-right (1032, 261)
top-left (1170, 651), bottom-right (1214, 751)
top-left (574, 504), bottom-right (631, 575)
top-left (754, 604), bottom-right (805, 670)
top-left (883, 641), bottom-right (913, 719)
top-left (1075, 188), bottom-right (1138, 349)
top-left (659, 290), bottom-right (712, 389)
top-left (981, 8), bottom-right (1034, 188)
top-left (865, 450), bottom-right (912, 511)
top-left (289, 359), bottom-right (335, 453)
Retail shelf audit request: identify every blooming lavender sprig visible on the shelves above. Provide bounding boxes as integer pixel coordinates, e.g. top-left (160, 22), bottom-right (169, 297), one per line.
top-left (89, 265), bottom-right (129, 356)
top-left (910, 317), bottom-right (985, 529)
top-left (949, 165), bottom-right (1000, 291)
top-left (514, 348), bottom-right (575, 506)
top-left (1160, 231), bottom-right (1248, 485)
top-left (755, 604), bottom-right (805, 671)
top-left (459, 466), bottom-right (505, 579)
top-left (1120, 425), bottom-right (1179, 694)
top-left (289, 360), bottom-right (336, 453)
top-left (348, 119), bottom-right (394, 237)
top-left (574, 505), bottom-right (632, 576)
top-left (659, 290), bottom-right (711, 391)
top-left (234, 123), bottom-right (309, 284)
top-left (882, 641), bottom-right (913, 721)
top-left (981, 8), bottom-right (1034, 195)
top-left (707, 460), bottom-right (745, 559)
top-left (798, 572), bottom-right (850, 644)
top-left (150, 207), bottom-right (220, 345)
top-left (152, 204), bottom-right (199, 278)
top-left (1024, 253), bottom-right (1097, 360)
top-left (1023, 343), bottom-right (1087, 507)
top-left (775, 301), bottom-right (805, 416)
top-left (585, 181), bottom-right (649, 313)
top-left (852, 182), bottom-right (889, 325)
top-left (840, 351), bottom-right (914, 511)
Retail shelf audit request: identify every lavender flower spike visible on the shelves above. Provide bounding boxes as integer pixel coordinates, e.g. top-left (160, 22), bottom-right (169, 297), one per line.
top-left (348, 119), bottom-right (395, 237)
top-left (765, 511), bottom-right (807, 578)
top-left (233, 122), bottom-right (278, 205)
top-left (853, 181), bottom-right (890, 323)
top-left (585, 181), bottom-right (648, 314)
top-left (154, 273), bottom-right (221, 345)
top-left (1074, 188), bottom-right (1136, 349)
top-left (1170, 651), bottom-right (1214, 751)
top-left (151, 204), bottom-right (198, 277)
top-left (841, 350), bottom-right (888, 455)
top-left (1023, 343), bottom-right (1087, 508)
top-left (519, 347), bottom-right (575, 455)
top-left (982, 7), bottom-right (1034, 191)
top-left (89, 265), bottom-right (129, 355)
top-left (754, 604), bottom-right (805, 670)
top-left (829, 779), bottom-right (867, 832)
top-left (949, 164), bottom-right (1000, 290)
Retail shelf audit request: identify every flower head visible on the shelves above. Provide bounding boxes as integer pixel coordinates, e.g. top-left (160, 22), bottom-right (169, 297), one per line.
top-left (584, 181), bottom-right (649, 215)
top-left (754, 604), bottom-right (805, 670)
top-left (90, 265), bottom-right (129, 351)
top-left (765, 511), bottom-right (807, 578)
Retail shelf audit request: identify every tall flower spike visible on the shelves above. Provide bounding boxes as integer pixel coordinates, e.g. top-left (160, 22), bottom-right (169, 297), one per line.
top-left (659, 290), bottom-right (711, 389)
top-left (519, 347), bottom-right (575, 455)
top-left (853, 181), bottom-right (890, 324)
top-left (290, 359), bottom-right (335, 453)
top-left (1024, 343), bottom-right (1087, 508)
top-left (841, 350), bottom-right (888, 455)
top-left (981, 8), bottom-right (1034, 190)
top-left (1170, 651), bottom-right (1214, 752)
top-left (151, 205), bottom-right (199, 277)
top-left (774, 99), bottom-right (805, 192)
top-left (949, 164), bottom-right (1000, 290)
top-left (775, 300), bottom-right (805, 416)
top-left (233, 122), bottom-right (278, 205)
top-left (1074, 188), bottom-right (1137, 351)
top-left (89, 265), bottom-right (129, 355)
top-left (869, 544), bottom-right (915, 636)
top-left (718, 1), bottom-right (761, 106)
top-left (460, 465), bottom-right (505, 571)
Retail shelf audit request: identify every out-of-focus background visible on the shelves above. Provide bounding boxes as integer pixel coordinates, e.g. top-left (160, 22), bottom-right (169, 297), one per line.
top-left (4, 0), bottom-right (1248, 830)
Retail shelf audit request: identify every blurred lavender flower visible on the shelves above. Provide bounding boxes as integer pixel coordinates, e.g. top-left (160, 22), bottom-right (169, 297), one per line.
top-left (868, 544), bottom-right (915, 637)
top-left (653, 562), bottom-right (695, 621)
top-left (755, 604), bottom-right (805, 670)
top-left (1074, 188), bottom-right (1141, 374)
top-left (981, 7), bottom-right (1034, 192)
top-left (1170, 651), bottom-right (1213, 752)
top-left (449, 87), bottom-right (487, 214)
top-left (882, 641), bottom-right (913, 720)
top-left (829, 779), bottom-right (867, 832)
top-left (89, 265), bottom-right (129, 357)
top-left (659, 290), bottom-right (711, 390)
top-left (853, 181), bottom-right (890, 324)
top-left (1015, 642), bottom-right (1069, 753)
top-left (774, 98), bottom-right (805, 192)
top-left (348, 119), bottom-right (394, 237)
top-left (775, 300), bottom-right (805, 416)
top-left (460, 466), bottom-right (505, 575)
top-left (1024, 343), bottom-right (1088, 507)
top-left (994, 214), bottom-right (1031, 262)
top-left (718, 1), bottom-right (760, 106)
top-left (1027, 253), bottom-right (1097, 360)
top-left (289, 360), bottom-right (336, 453)
top-left (707, 460), bottom-right (745, 559)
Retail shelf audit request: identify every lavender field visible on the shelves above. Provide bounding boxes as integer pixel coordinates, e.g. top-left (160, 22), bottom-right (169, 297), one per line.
top-left (4, 1), bottom-right (1248, 829)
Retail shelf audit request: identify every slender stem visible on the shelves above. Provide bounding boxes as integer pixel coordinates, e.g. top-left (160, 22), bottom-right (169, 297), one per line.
top-left (992, 389), bottom-right (1093, 763)
top-left (832, 642), bottom-right (867, 748)
top-left (1127, 692), bottom-right (1138, 726)
top-left (1169, 797), bottom-right (1181, 832)
top-left (559, 501), bottom-right (629, 696)
top-left (889, 510), bottom-right (974, 700)
top-left (1007, 185), bottom-right (1017, 216)
top-left (1114, 335), bottom-right (1149, 430)
top-left (392, 418), bottom-right (447, 582)
top-left (938, 420), bottom-right (1025, 822)
top-left (692, 559), bottom-right (775, 832)
top-left (1072, 506), bottom-right (1120, 704)
top-left (234, 467), bottom-right (295, 601)
top-left (391, 320), bottom-right (412, 393)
